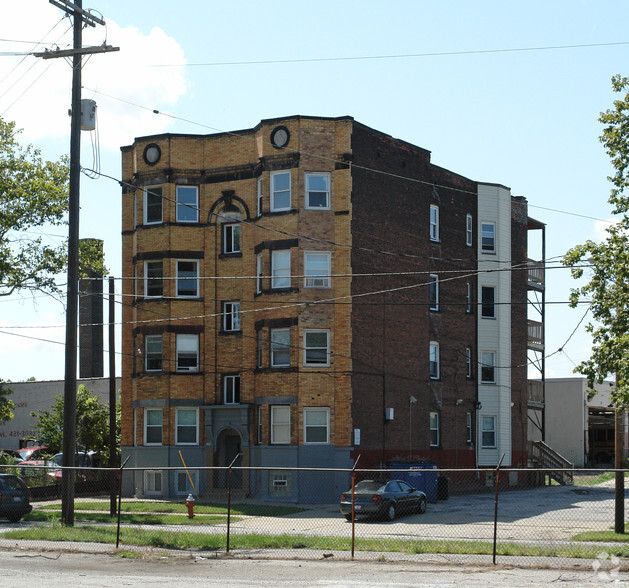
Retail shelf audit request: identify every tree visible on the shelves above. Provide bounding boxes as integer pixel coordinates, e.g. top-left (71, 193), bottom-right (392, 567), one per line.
top-left (0, 379), bottom-right (15, 422)
top-left (31, 384), bottom-right (118, 459)
top-left (0, 117), bottom-right (105, 298)
top-left (563, 75), bottom-right (629, 405)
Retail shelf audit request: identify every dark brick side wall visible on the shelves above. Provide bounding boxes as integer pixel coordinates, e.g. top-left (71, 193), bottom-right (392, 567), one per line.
top-left (349, 122), bottom-right (478, 468)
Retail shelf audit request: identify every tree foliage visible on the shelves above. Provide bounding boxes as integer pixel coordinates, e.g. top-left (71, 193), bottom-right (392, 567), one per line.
top-left (31, 384), bottom-right (119, 459)
top-left (0, 117), bottom-right (106, 298)
top-left (0, 379), bottom-right (15, 422)
top-left (563, 75), bottom-right (629, 404)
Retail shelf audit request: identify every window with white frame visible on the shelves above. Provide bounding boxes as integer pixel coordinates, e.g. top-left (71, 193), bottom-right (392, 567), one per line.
top-left (176, 260), bottom-right (199, 297)
top-left (270, 328), bottom-right (290, 367)
top-left (257, 177), bottom-right (263, 216)
top-left (429, 274), bottom-right (439, 311)
top-left (223, 223), bottom-right (241, 254)
top-left (481, 286), bottom-right (496, 318)
top-left (176, 185), bottom-right (199, 223)
top-left (223, 375), bottom-right (240, 404)
top-left (481, 416), bottom-right (496, 447)
top-left (466, 411), bottom-right (472, 443)
top-left (144, 260), bottom-right (163, 298)
top-left (271, 250), bottom-right (291, 289)
top-left (304, 251), bottom-right (330, 288)
top-left (430, 205), bottom-right (439, 241)
top-left (176, 469), bottom-right (199, 494)
top-left (466, 213), bottom-right (473, 246)
top-left (466, 347), bottom-right (472, 378)
top-left (144, 334), bottom-right (163, 372)
top-left (176, 334), bottom-right (199, 372)
top-left (481, 222), bottom-right (496, 253)
top-left (144, 470), bottom-right (163, 495)
top-left (430, 411), bottom-right (440, 447)
top-left (305, 172), bottom-right (330, 209)
top-left (304, 329), bottom-right (330, 366)
top-left (256, 253), bottom-right (263, 294)
top-left (271, 405), bottom-right (290, 444)
top-left (144, 185), bottom-right (163, 225)
top-left (480, 351), bottom-right (496, 383)
top-left (144, 408), bottom-right (163, 445)
top-left (429, 341), bottom-right (440, 379)
top-left (466, 281), bottom-right (472, 313)
top-left (175, 408), bottom-right (199, 445)
top-left (304, 407), bottom-right (330, 444)
top-left (222, 301), bottom-right (241, 332)
top-left (257, 406), bottom-right (263, 444)
top-left (270, 171), bottom-right (291, 211)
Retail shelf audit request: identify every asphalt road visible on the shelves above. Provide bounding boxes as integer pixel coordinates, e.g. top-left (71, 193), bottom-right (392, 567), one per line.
top-left (0, 549), bottom-right (625, 587)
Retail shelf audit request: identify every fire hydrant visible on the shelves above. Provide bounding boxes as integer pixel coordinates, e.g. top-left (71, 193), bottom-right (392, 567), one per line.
top-left (185, 493), bottom-right (195, 518)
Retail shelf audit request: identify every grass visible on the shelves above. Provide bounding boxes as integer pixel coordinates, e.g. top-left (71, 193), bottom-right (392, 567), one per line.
top-left (25, 510), bottom-right (234, 526)
top-left (5, 524), bottom-right (629, 560)
top-left (574, 471), bottom-right (629, 486)
top-left (36, 501), bottom-right (305, 517)
top-left (573, 530), bottom-right (629, 542)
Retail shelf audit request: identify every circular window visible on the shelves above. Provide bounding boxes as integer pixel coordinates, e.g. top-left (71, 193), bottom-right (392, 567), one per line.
top-left (143, 143), bottom-right (161, 165)
top-left (270, 126), bottom-right (290, 149)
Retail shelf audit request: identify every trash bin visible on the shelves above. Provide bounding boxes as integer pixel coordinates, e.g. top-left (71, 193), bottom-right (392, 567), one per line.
top-left (437, 475), bottom-right (448, 500)
top-left (388, 462), bottom-right (438, 502)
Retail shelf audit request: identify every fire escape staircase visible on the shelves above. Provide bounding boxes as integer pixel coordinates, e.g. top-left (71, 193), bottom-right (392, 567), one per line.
top-left (529, 441), bottom-right (574, 485)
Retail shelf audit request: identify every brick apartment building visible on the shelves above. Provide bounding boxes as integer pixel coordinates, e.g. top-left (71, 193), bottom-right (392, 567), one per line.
top-left (120, 115), bottom-right (544, 501)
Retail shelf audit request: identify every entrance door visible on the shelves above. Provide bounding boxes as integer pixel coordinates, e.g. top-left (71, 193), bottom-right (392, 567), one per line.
top-left (216, 429), bottom-right (242, 488)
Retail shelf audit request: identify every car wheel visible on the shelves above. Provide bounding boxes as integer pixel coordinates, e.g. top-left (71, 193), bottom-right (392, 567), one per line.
top-left (417, 497), bottom-right (427, 514)
top-left (386, 504), bottom-right (396, 521)
top-left (7, 515), bottom-right (22, 523)
top-left (344, 514), bottom-right (353, 522)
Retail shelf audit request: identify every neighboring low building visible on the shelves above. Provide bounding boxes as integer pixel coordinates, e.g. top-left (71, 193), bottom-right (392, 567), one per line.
top-left (0, 377), bottom-right (120, 450)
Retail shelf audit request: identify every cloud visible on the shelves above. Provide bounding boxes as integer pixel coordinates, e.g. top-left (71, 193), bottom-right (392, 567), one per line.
top-left (0, 1), bottom-right (187, 150)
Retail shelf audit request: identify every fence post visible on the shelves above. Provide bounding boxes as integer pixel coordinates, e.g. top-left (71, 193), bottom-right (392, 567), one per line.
top-left (115, 456), bottom-right (130, 549)
top-left (226, 453), bottom-right (241, 554)
top-left (492, 453), bottom-right (505, 565)
top-left (351, 455), bottom-right (361, 559)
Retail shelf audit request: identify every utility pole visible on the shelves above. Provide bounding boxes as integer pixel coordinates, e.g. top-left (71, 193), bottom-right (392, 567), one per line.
top-left (35, 0), bottom-right (118, 526)
top-left (615, 372), bottom-right (625, 534)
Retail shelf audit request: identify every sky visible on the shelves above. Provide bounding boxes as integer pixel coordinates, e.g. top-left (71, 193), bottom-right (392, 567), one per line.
top-left (0, 0), bottom-right (627, 383)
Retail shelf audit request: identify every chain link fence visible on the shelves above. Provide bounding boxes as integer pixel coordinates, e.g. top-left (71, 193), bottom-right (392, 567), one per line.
top-left (0, 463), bottom-right (627, 568)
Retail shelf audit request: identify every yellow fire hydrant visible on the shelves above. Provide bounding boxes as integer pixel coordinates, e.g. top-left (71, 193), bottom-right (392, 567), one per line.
top-left (185, 493), bottom-right (195, 518)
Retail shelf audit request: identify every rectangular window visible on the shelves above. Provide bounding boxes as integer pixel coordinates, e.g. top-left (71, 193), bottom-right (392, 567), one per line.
top-left (144, 408), bottom-right (162, 445)
top-left (466, 347), bottom-right (472, 378)
top-left (429, 341), bottom-right (440, 379)
top-left (271, 171), bottom-right (291, 211)
top-left (145, 334), bottom-right (163, 372)
top-left (481, 416), bottom-right (496, 448)
top-left (466, 213), bottom-right (473, 246)
top-left (144, 185), bottom-right (163, 224)
top-left (223, 301), bottom-right (241, 332)
top-left (176, 334), bottom-right (199, 372)
top-left (257, 406), bottom-right (263, 444)
top-left (430, 205), bottom-right (439, 241)
top-left (175, 408), bottom-right (199, 445)
top-left (481, 286), bottom-right (496, 318)
top-left (144, 470), bottom-right (163, 495)
top-left (144, 261), bottom-right (163, 298)
top-left (429, 274), bottom-right (439, 311)
top-left (480, 351), bottom-right (496, 383)
top-left (270, 328), bottom-right (290, 367)
top-left (304, 329), bottom-right (330, 366)
top-left (305, 172), bottom-right (330, 209)
top-left (176, 260), bottom-right (199, 297)
top-left (223, 375), bottom-right (240, 404)
top-left (256, 253), bottom-right (263, 294)
top-left (257, 177), bottom-right (263, 216)
top-left (176, 469), bottom-right (199, 494)
top-left (223, 224), bottom-right (241, 254)
top-left (176, 185), bottom-right (199, 223)
top-left (271, 405), bottom-right (290, 444)
top-left (271, 250), bottom-right (291, 289)
top-left (256, 329), bottom-right (263, 368)
top-left (466, 282), bottom-right (472, 313)
top-left (481, 222), bottom-right (495, 253)
top-left (304, 251), bottom-right (331, 288)
top-left (430, 411), bottom-right (440, 447)
top-left (304, 407), bottom-right (330, 444)
top-left (466, 411), bottom-right (472, 443)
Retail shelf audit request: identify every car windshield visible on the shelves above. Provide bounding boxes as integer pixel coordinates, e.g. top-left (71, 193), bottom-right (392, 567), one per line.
top-left (354, 481), bottom-right (385, 493)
